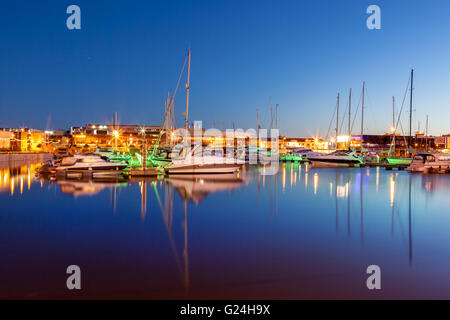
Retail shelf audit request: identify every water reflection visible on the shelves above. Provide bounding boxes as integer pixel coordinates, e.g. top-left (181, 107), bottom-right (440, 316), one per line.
top-left (2, 161), bottom-right (450, 298)
top-left (0, 162), bottom-right (41, 196)
top-left (57, 180), bottom-right (128, 197)
top-left (167, 173), bottom-right (250, 204)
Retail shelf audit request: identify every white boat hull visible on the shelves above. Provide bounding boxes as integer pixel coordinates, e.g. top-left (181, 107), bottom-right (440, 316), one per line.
top-left (309, 161), bottom-right (356, 168)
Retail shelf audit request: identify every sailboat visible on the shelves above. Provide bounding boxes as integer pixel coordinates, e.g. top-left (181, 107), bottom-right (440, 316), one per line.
top-left (148, 50), bottom-right (190, 168)
top-left (387, 69), bottom-right (415, 165)
top-left (311, 87), bottom-right (363, 167)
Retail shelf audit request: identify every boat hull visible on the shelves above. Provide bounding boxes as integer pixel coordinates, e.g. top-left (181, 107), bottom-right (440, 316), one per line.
top-left (56, 164), bottom-right (128, 171)
top-left (387, 157), bottom-right (412, 165)
top-left (309, 160), bottom-right (359, 168)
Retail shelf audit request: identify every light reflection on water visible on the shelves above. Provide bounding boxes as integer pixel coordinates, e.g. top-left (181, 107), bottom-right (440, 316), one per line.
top-left (1, 161), bottom-right (450, 299)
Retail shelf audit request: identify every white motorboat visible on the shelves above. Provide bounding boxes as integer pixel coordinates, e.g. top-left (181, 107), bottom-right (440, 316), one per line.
top-left (54, 155), bottom-right (128, 172)
top-left (407, 152), bottom-right (450, 173)
top-left (291, 148), bottom-right (323, 160)
top-left (166, 145), bottom-right (242, 174)
top-left (307, 150), bottom-right (364, 167)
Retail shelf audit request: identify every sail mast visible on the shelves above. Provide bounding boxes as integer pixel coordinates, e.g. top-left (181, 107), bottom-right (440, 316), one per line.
top-left (392, 96), bottom-right (395, 153)
top-left (336, 93), bottom-right (340, 149)
top-left (425, 115), bottom-right (429, 151)
top-left (348, 88), bottom-right (352, 149)
top-left (270, 98), bottom-right (273, 132)
top-left (185, 49), bottom-right (191, 131)
top-left (409, 68), bottom-right (414, 151)
top-left (361, 82), bottom-right (365, 151)
top-left (276, 104), bottom-right (279, 130)
top-left (392, 96), bottom-right (395, 129)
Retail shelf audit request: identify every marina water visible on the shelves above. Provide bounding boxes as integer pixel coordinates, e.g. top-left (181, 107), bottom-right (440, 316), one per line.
top-left (1, 162), bottom-right (450, 299)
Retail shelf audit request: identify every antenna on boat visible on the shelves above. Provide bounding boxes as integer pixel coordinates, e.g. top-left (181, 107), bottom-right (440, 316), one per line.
top-left (361, 82), bottom-right (365, 151)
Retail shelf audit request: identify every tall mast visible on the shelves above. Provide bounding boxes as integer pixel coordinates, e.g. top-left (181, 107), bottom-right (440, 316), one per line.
top-left (425, 115), bottom-right (429, 151)
top-left (256, 109), bottom-right (260, 131)
top-left (256, 109), bottom-right (260, 148)
top-left (336, 93), bottom-right (340, 148)
top-left (392, 96), bottom-right (395, 130)
top-left (185, 49), bottom-right (191, 131)
top-left (392, 96), bottom-right (396, 153)
top-left (113, 111), bottom-right (118, 153)
top-left (348, 88), bottom-right (352, 149)
top-left (361, 82), bottom-right (365, 150)
top-left (409, 68), bottom-right (414, 150)
top-left (270, 98), bottom-right (273, 131)
top-left (276, 104), bottom-right (279, 130)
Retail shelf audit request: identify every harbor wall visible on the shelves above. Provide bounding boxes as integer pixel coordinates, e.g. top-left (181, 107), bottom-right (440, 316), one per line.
top-left (0, 153), bottom-right (53, 169)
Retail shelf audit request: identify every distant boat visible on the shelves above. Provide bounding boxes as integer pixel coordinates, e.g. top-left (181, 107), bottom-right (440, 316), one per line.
top-left (39, 155), bottom-right (128, 174)
top-left (387, 157), bottom-right (412, 166)
top-left (280, 148), bottom-right (322, 162)
top-left (308, 150), bottom-right (363, 167)
top-left (407, 152), bottom-right (450, 173)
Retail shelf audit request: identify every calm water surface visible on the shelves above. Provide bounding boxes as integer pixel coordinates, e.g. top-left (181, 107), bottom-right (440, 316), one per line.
top-left (2, 162), bottom-right (450, 299)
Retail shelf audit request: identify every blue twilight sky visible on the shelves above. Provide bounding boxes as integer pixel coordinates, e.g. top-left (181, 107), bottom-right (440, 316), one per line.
top-left (1, 0), bottom-right (450, 137)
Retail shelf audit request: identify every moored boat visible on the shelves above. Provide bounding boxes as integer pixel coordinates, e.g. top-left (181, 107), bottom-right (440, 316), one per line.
top-left (38, 155), bottom-right (128, 175)
top-left (387, 156), bottom-right (413, 166)
top-left (166, 145), bottom-right (241, 174)
top-left (308, 150), bottom-right (363, 167)
top-left (407, 152), bottom-right (450, 173)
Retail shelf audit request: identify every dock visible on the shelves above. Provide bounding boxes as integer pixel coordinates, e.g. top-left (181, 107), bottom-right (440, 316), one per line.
top-left (127, 168), bottom-right (159, 177)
